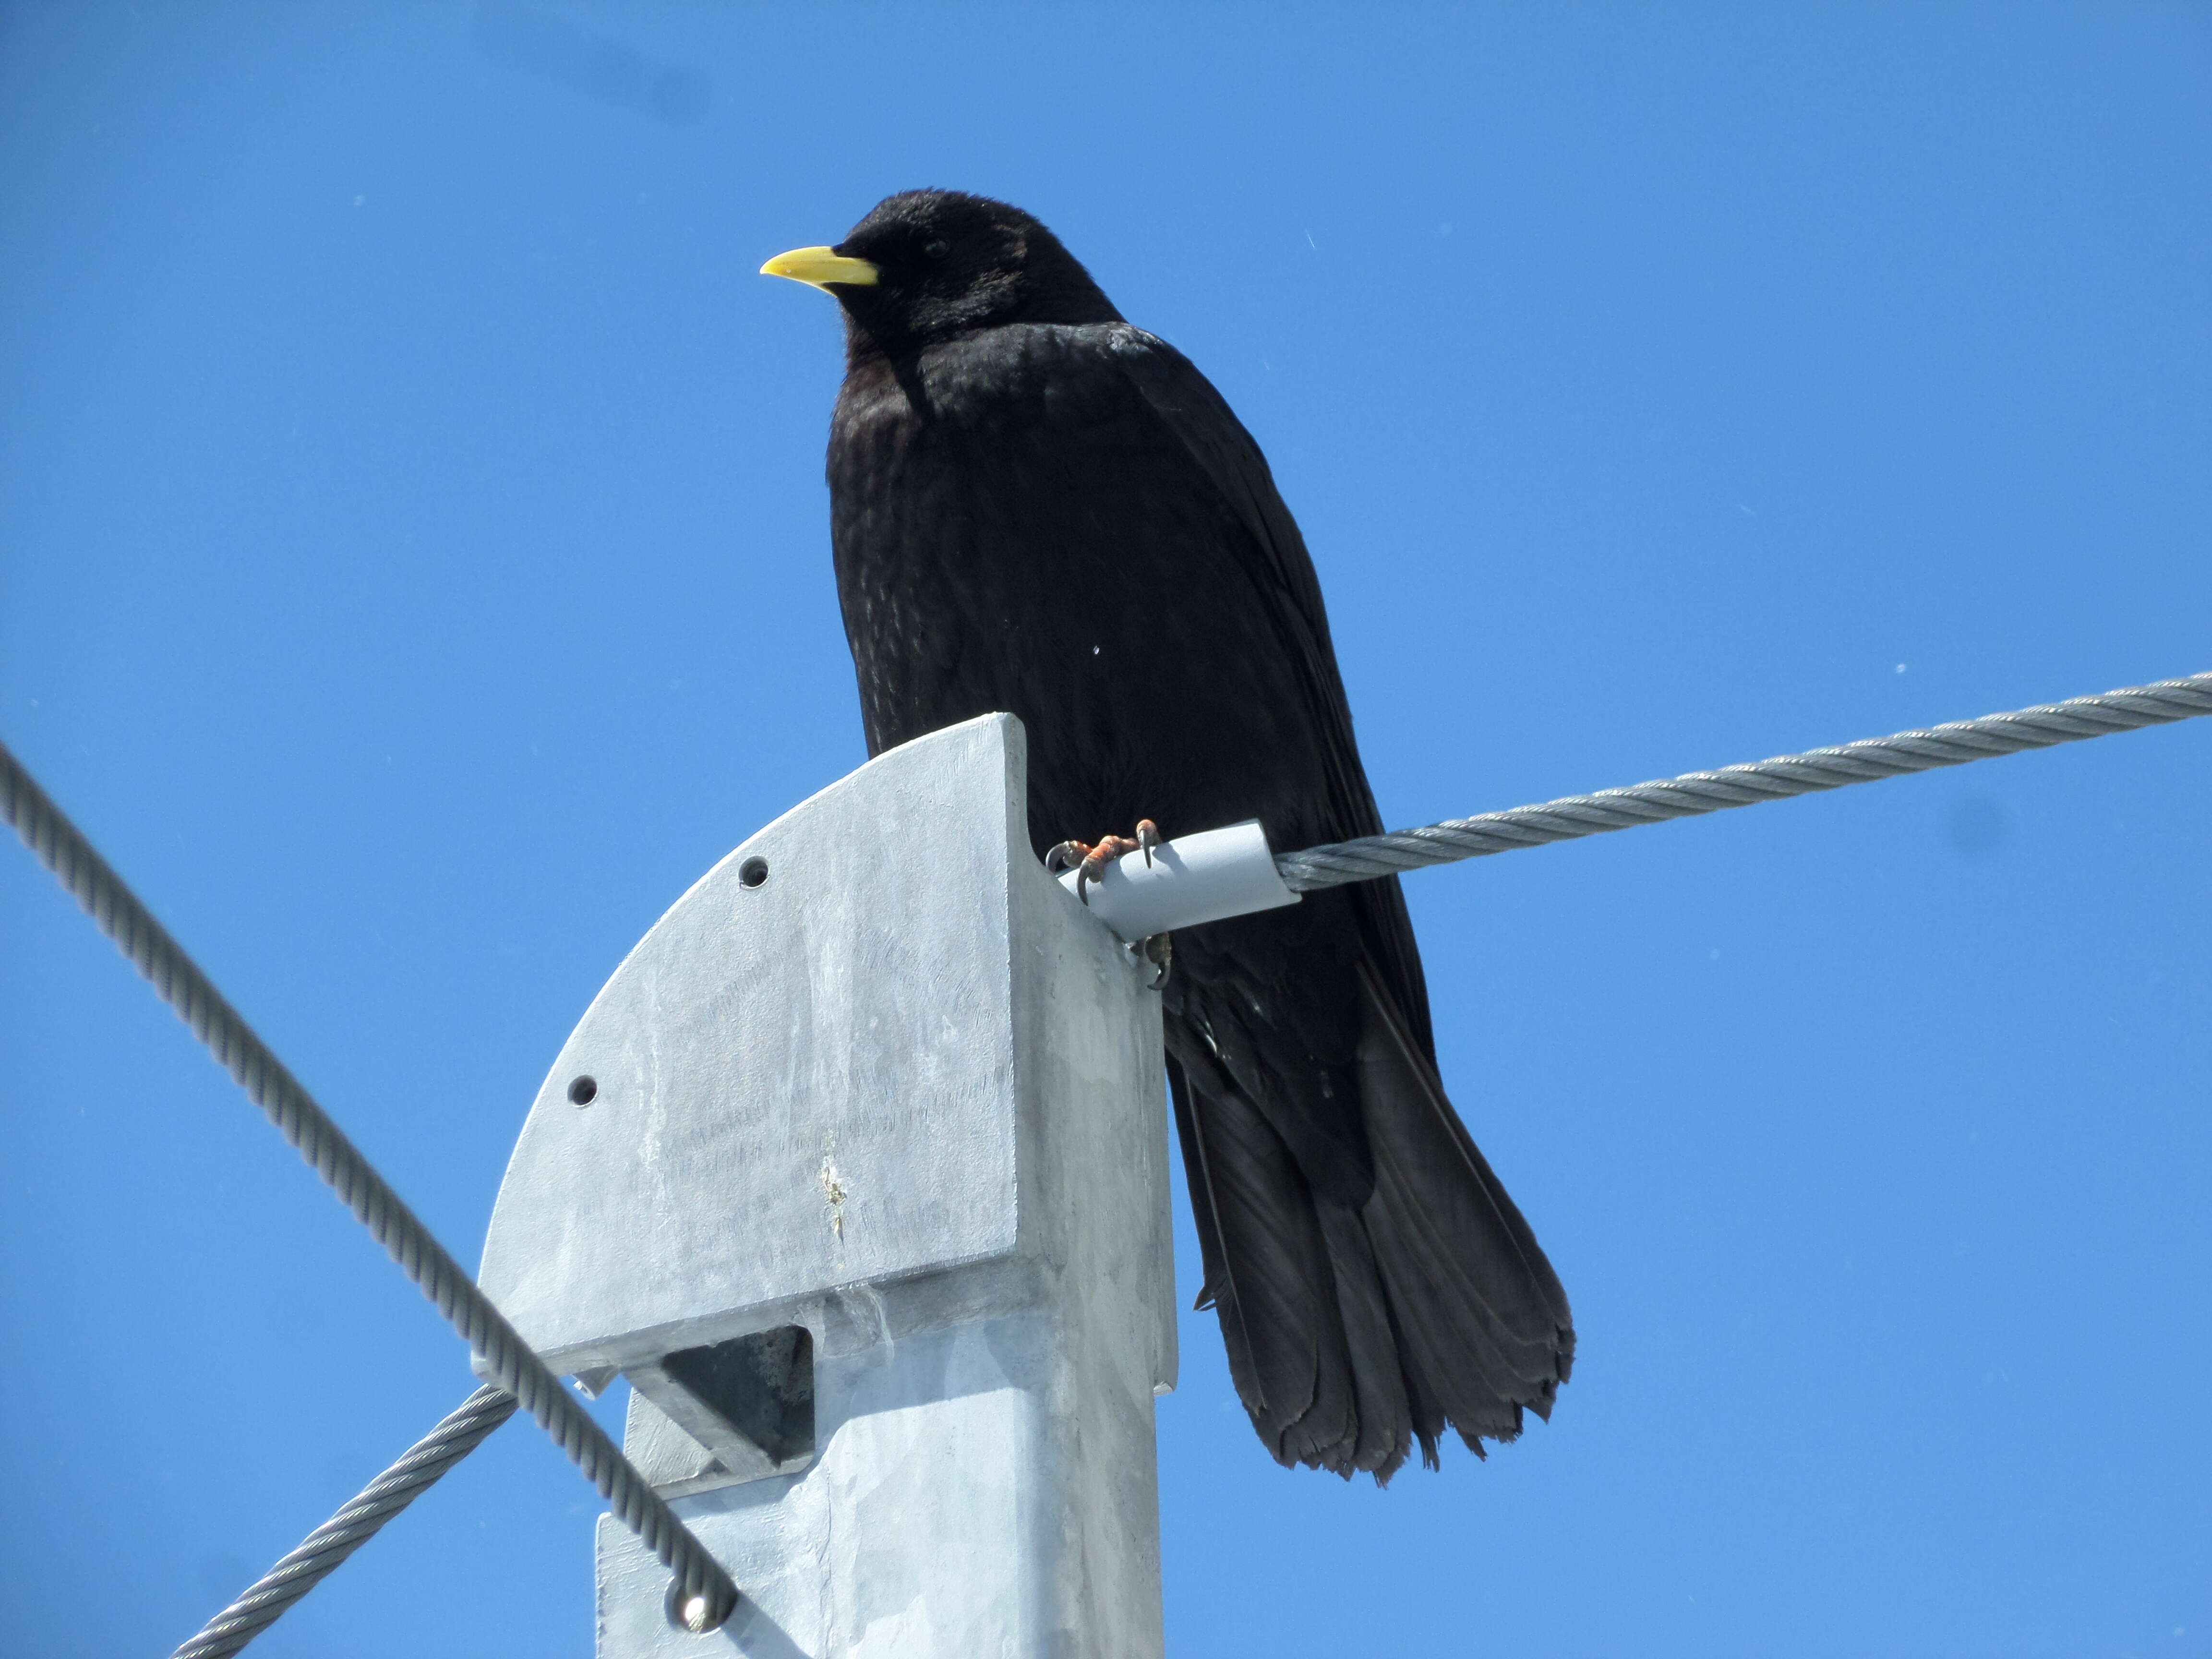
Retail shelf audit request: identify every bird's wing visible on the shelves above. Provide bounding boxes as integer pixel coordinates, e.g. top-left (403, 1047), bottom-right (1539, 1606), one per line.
top-left (1094, 326), bottom-right (1571, 1473)
top-left (1100, 325), bottom-right (1436, 1055)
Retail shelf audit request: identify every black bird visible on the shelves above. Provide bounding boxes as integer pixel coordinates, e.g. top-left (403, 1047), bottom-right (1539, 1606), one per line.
top-left (764, 191), bottom-right (1573, 1481)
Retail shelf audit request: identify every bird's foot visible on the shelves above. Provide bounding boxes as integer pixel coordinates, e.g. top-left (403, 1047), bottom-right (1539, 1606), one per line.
top-left (1136, 930), bottom-right (1173, 991)
top-left (1045, 818), bottom-right (1162, 903)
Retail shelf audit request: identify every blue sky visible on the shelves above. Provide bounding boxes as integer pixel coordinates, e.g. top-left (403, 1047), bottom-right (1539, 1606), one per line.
top-left (3, 5), bottom-right (2209, 1655)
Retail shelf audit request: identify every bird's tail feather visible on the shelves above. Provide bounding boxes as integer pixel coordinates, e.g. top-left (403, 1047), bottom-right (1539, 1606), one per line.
top-left (1312, 1199), bottom-right (1417, 1479)
top-left (1357, 966), bottom-right (1575, 1451)
top-left (1167, 981), bottom-right (1573, 1481)
top-left (1169, 1060), bottom-right (1366, 1470)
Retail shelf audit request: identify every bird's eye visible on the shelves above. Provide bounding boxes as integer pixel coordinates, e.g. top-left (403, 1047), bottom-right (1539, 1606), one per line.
top-left (922, 238), bottom-right (950, 260)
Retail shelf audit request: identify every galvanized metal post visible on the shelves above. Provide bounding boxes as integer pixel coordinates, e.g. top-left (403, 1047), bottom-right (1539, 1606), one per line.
top-left (478, 714), bottom-right (1177, 1658)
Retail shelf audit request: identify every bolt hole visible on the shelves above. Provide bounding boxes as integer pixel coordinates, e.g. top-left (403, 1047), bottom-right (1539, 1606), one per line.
top-left (567, 1075), bottom-right (598, 1106)
top-left (738, 857), bottom-right (769, 889)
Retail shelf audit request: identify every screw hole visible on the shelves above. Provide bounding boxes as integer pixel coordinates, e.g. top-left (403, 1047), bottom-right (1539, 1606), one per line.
top-left (567, 1075), bottom-right (598, 1106)
top-left (738, 857), bottom-right (769, 889)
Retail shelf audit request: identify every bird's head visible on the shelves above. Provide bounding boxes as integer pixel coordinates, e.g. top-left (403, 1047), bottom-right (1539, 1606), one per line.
top-left (761, 190), bottom-right (1122, 359)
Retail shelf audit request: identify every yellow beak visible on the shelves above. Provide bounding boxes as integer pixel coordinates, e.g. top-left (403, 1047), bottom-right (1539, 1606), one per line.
top-left (759, 246), bottom-right (881, 290)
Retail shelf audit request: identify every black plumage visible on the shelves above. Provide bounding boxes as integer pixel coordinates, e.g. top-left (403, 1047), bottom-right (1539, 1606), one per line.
top-left (771, 190), bottom-right (1573, 1480)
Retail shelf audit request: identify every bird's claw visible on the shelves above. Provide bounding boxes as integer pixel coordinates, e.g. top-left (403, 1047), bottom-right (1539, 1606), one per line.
top-left (1046, 819), bottom-right (1165, 904)
top-left (1137, 930), bottom-right (1173, 990)
top-left (1083, 834), bottom-right (1143, 884)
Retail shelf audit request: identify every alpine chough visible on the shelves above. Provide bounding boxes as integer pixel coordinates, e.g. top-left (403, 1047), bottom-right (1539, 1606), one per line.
top-left (764, 190), bottom-right (1573, 1480)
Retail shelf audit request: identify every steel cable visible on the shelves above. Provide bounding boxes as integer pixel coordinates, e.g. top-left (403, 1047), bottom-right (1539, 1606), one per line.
top-left (1275, 672), bottom-right (2212, 891)
top-left (171, 1385), bottom-right (519, 1659)
top-left (0, 740), bottom-right (739, 1633)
